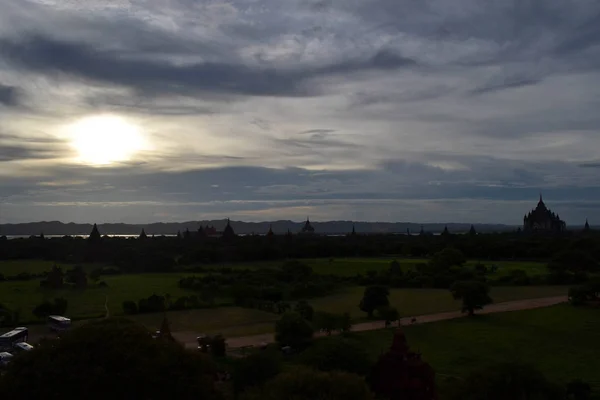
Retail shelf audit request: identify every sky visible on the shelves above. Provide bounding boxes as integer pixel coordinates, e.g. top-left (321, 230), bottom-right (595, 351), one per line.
top-left (0, 0), bottom-right (599, 225)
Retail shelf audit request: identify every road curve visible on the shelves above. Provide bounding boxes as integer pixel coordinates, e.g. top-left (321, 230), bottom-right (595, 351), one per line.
top-left (176, 295), bottom-right (568, 350)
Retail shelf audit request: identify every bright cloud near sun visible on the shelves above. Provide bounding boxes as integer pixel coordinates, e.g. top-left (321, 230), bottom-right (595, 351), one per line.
top-left (64, 115), bottom-right (150, 166)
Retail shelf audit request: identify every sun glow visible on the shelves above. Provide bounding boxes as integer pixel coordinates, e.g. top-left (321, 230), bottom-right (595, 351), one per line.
top-left (66, 115), bottom-right (148, 165)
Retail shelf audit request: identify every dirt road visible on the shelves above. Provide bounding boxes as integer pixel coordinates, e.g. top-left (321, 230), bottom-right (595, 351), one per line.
top-left (175, 295), bottom-right (568, 350)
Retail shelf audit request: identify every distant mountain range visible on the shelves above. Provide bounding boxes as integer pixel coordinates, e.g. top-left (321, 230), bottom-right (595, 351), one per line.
top-left (0, 220), bottom-right (517, 236)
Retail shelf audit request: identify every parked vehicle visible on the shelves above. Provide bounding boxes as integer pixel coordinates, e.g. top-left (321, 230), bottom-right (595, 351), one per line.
top-left (0, 352), bottom-right (14, 368)
top-left (13, 342), bottom-right (34, 353)
top-left (48, 315), bottom-right (71, 332)
top-left (0, 327), bottom-right (28, 352)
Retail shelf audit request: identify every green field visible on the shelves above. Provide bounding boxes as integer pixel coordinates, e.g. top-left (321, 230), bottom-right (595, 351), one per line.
top-left (214, 257), bottom-right (548, 278)
top-left (130, 307), bottom-right (280, 337)
top-left (309, 286), bottom-right (567, 320)
top-left (0, 257), bottom-right (548, 278)
top-left (0, 273), bottom-right (208, 322)
top-left (351, 304), bottom-right (600, 392)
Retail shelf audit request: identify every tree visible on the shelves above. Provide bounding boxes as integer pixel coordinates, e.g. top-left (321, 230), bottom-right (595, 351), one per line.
top-left (313, 311), bottom-right (339, 335)
top-left (65, 265), bottom-right (87, 289)
top-left (41, 265), bottom-right (64, 289)
top-left (548, 250), bottom-right (599, 274)
top-left (294, 300), bottom-right (314, 321)
top-left (450, 281), bottom-right (492, 316)
top-left (232, 349), bottom-right (282, 396)
top-left (340, 312), bottom-right (352, 333)
top-left (0, 318), bottom-right (220, 400)
top-left (33, 298), bottom-right (68, 319)
top-left (240, 367), bottom-right (373, 400)
top-left (122, 300), bottom-right (138, 315)
top-left (430, 247), bottom-right (466, 271)
top-left (89, 268), bottom-right (102, 283)
top-left (389, 260), bottom-right (403, 276)
top-left (299, 337), bottom-right (372, 375)
top-left (275, 312), bottom-right (314, 349)
top-left (0, 303), bottom-right (14, 327)
top-left (376, 306), bottom-right (399, 327)
top-left (210, 334), bottom-right (226, 357)
top-left (566, 379), bottom-right (592, 400)
top-left (359, 286), bottom-right (390, 318)
top-left (446, 362), bottom-right (564, 400)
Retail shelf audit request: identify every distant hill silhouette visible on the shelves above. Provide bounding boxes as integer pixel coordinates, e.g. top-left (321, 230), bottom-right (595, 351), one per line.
top-left (0, 220), bottom-right (516, 236)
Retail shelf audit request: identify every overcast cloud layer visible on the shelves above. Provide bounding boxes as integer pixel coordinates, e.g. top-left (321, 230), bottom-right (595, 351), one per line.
top-left (1, 0), bottom-right (599, 225)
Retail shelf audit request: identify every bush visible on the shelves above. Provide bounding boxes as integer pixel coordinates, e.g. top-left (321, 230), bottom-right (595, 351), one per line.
top-left (275, 312), bottom-right (314, 349)
top-left (240, 367), bottom-right (373, 400)
top-left (0, 318), bottom-right (220, 399)
top-left (359, 286), bottom-right (390, 318)
top-left (450, 281), bottom-right (492, 316)
top-left (299, 337), bottom-right (372, 375)
top-left (446, 362), bottom-right (564, 400)
top-left (232, 349), bottom-right (282, 395)
top-left (122, 301), bottom-right (138, 315)
top-left (294, 301), bottom-right (314, 322)
top-left (32, 298), bottom-right (68, 319)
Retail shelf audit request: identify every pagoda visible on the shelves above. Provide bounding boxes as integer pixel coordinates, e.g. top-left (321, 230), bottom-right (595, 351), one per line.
top-left (300, 217), bottom-right (315, 235)
top-left (222, 219), bottom-right (236, 240)
top-left (369, 328), bottom-right (437, 400)
top-left (266, 224), bottom-right (275, 239)
top-left (523, 194), bottom-right (566, 233)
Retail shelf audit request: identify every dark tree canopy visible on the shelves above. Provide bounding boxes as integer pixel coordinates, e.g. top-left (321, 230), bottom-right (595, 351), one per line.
top-left (294, 300), bottom-right (314, 322)
top-left (446, 363), bottom-right (564, 400)
top-left (275, 312), bottom-right (314, 349)
top-left (0, 318), bottom-right (219, 400)
top-left (359, 286), bottom-right (390, 318)
top-left (299, 337), bottom-right (372, 376)
top-left (450, 280), bottom-right (493, 316)
top-left (241, 367), bottom-right (373, 400)
top-left (232, 349), bottom-right (282, 395)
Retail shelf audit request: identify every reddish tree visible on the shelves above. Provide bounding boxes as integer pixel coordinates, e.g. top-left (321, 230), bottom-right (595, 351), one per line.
top-left (369, 328), bottom-right (436, 400)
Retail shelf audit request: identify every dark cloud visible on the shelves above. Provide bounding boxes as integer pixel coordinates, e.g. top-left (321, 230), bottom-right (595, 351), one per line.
top-left (470, 75), bottom-right (542, 95)
top-left (579, 162), bottom-right (600, 168)
top-left (0, 132), bottom-right (67, 161)
top-left (298, 129), bottom-right (336, 135)
top-left (0, 84), bottom-right (20, 107)
top-left (0, 35), bottom-right (417, 99)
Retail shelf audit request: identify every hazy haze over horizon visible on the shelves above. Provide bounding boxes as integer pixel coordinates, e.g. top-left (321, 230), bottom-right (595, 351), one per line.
top-left (1, 0), bottom-right (599, 225)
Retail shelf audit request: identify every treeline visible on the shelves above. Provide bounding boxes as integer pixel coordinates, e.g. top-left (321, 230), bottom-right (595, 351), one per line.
top-left (1, 230), bottom-right (600, 272)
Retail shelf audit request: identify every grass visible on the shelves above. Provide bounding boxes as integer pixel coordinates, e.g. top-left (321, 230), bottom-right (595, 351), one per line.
top-left (129, 307), bottom-right (280, 337)
top-left (352, 304), bottom-right (600, 391)
top-left (309, 286), bottom-right (567, 320)
top-left (212, 257), bottom-right (549, 278)
top-left (1, 257), bottom-right (548, 278)
top-left (0, 273), bottom-right (211, 322)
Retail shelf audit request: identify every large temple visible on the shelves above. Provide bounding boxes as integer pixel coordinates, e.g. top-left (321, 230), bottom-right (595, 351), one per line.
top-left (523, 195), bottom-right (566, 233)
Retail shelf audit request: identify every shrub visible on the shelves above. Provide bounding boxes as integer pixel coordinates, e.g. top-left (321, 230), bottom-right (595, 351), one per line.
top-left (122, 301), bottom-right (138, 315)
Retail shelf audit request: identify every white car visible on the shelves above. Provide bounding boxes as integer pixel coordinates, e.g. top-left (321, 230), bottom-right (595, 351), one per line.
top-left (13, 342), bottom-right (34, 353)
top-left (0, 352), bottom-right (14, 367)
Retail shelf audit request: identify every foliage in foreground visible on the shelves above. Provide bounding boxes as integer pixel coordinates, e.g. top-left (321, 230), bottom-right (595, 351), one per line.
top-left (298, 337), bottom-right (372, 376)
top-left (446, 362), bottom-right (566, 400)
top-left (240, 367), bottom-right (373, 400)
top-left (275, 312), bottom-right (314, 348)
top-left (0, 318), bottom-right (220, 400)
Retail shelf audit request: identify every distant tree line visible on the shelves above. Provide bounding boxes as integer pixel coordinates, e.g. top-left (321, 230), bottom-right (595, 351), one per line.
top-left (1, 229), bottom-right (600, 271)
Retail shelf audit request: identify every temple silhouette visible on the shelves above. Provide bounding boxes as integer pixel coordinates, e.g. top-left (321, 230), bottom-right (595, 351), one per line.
top-left (523, 195), bottom-right (566, 233)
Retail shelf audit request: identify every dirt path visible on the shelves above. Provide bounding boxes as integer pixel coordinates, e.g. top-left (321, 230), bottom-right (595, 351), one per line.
top-left (175, 295), bottom-right (568, 350)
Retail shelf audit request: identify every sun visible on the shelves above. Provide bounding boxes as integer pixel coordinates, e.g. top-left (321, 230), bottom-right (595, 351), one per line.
top-left (66, 115), bottom-right (148, 165)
